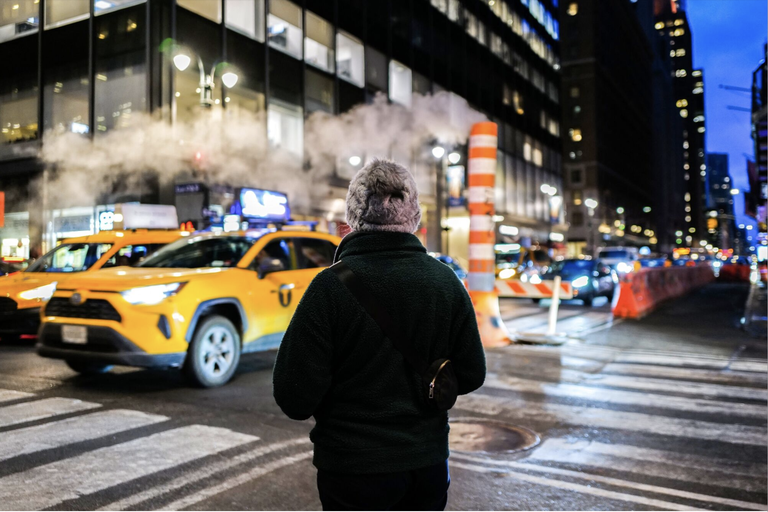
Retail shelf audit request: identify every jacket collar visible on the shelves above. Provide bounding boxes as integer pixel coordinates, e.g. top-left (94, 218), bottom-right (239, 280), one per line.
top-left (333, 231), bottom-right (427, 263)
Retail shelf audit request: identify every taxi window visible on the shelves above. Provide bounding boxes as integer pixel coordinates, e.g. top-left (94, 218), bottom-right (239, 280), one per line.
top-left (27, 243), bottom-right (113, 273)
top-left (139, 237), bottom-right (254, 268)
top-left (296, 238), bottom-right (336, 269)
top-left (250, 239), bottom-right (296, 272)
top-left (102, 244), bottom-right (168, 268)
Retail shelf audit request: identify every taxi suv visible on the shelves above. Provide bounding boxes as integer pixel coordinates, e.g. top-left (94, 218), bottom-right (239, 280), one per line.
top-left (37, 230), bottom-right (341, 387)
top-left (1, 230), bottom-right (182, 342)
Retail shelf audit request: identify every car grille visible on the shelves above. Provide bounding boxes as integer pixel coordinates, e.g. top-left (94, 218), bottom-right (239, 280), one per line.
top-left (0, 297), bottom-right (18, 313)
top-left (45, 298), bottom-right (121, 322)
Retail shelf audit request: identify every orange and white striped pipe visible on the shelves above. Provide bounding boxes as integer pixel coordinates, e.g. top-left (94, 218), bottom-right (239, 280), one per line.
top-left (467, 121), bottom-right (511, 347)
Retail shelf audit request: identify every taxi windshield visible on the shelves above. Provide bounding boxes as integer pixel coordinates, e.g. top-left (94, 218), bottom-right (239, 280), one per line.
top-left (138, 236), bottom-right (256, 268)
top-left (26, 243), bottom-right (113, 273)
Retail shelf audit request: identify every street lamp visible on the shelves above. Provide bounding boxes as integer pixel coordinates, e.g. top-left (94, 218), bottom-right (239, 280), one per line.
top-left (172, 47), bottom-right (239, 108)
top-left (730, 188), bottom-right (740, 195)
top-left (448, 152), bottom-right (461, 164)
top-left (585, 198), bottom-right (598, 256)
top-left (432, 146), bottom-right (445, 159)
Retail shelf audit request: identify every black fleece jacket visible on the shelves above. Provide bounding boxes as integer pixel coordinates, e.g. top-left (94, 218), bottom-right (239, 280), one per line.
top-left (273, 231), bottom-right (486, 474)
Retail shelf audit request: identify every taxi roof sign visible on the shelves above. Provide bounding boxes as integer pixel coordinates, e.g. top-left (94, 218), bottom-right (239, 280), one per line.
top-left (113, 204), bottom-right (179, 230)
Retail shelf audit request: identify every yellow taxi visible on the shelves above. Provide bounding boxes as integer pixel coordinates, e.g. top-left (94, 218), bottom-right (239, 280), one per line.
top-left (1, 229), bottom-right (184, 342)
top-left (37, 229), bottom-right (341, 387)
top-left (495, 243), bottom-right (551, 282)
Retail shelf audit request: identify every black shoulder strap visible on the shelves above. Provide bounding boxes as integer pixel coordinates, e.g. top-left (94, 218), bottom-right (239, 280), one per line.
top-left (329, 261), bottom-right (429, 375)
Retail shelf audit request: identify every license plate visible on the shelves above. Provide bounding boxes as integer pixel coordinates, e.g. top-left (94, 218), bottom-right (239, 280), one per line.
top-left (62, 325), bottom-right (87, 344)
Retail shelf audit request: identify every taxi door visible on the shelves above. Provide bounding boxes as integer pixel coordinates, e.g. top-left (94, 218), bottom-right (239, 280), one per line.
top-left (291, 236), bottom-right (338, 298)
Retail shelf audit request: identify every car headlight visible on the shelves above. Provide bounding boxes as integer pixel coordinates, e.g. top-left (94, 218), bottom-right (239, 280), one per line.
top-left (520, 273), bottom-right (528, 283)
top-left (19, 282), bottom-right (58, 301)
top-left (499, 269), bottom-right (516, 279)
top-left (121, 282), bottom-right (186, 305)
top-left (616, 262), bottom-right (632, 273)
top-left (572, 276), bottom-right (589, 288)
top-left (529, 274), bottom-right (542, 284)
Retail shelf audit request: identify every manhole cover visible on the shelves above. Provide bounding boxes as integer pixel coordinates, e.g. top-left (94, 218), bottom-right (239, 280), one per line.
top-left (449, 418), bottom-right (540, 453)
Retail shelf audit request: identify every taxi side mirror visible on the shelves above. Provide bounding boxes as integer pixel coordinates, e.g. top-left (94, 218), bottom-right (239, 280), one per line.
top-left (258, 258), bottom-right (285, 279)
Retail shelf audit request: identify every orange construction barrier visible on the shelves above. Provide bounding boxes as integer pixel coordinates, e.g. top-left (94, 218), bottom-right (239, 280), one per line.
top-left (466, 122), bottom-right (511, 347)
top-left (717, 264), bottom-right (750, 282)
top-left (613, 266), bottom-right (715, 319)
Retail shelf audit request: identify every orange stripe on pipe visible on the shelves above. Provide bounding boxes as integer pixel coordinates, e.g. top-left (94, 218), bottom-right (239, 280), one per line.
top-left (468, 174), bottom-right (494, 187)
top-left (469, 260), bottom-right (495, 273)
top-left (470, 122), bottom-right (498, 137)
top-left (508, 281), bottom-right (526, 294)
top-left (469, 231), bottom-right (494, 244)
top-left (469, 147), bottom-right (497, 160)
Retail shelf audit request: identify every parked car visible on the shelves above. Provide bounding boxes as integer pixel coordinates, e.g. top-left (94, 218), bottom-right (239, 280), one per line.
top-left (597, 247), bottom-right (639, 275)
top-left (542, 258), bottom-right (618, 306)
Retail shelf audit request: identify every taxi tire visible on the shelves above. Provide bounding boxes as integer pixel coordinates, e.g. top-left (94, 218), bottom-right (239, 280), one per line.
top-left (184, 315), bottom-right (241, 388)
top-left (65, 360), bottom-right (113, 374)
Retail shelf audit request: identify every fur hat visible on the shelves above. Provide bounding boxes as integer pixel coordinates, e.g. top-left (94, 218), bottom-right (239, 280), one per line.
top-left (345, 158), bottom-right (422, 233)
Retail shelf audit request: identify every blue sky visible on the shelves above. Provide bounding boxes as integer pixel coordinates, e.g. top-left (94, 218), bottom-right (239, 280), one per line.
top-left (687, 0), bottom-right (767, 226)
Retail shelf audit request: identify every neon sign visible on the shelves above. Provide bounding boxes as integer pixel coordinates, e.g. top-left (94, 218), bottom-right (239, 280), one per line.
top-left (239, 189), bottom-right (290, 222)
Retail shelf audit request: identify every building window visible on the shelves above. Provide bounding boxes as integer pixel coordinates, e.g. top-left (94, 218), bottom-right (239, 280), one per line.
top-left (305, 11), bottom-right (334, 73)
top-left (447, 0), bottom-right (460, 22)
top-left (570, 169), bottom-right (583, 186)
top-left (305, 69), bottom-right (334, 114)
top-left (336, 31), bottom-right (364, 87)
top-left (412, 72), bottom-right (430, 95)
top-left (389, 60), bottom-right (412, 108)
top-left (365, 46), bottom-right (387, 91)
top-left (655, 21), bottom-right (664, 30)
top-left (523, 137), bottom-right (532, 162)
top-left (225, 0), bottom-right (265, 42)
top-left (45, 0), bottom-right (89, 29)
top-left (680, 109), bottom-right (688, 118)
top-left (673, 28), bottom-right (685, 36)
top-left (268, 0), bottom-right (302, 60)
top-left (268, 99), bottom-right (303, 157)
top-left (570, 86), bottom-right (580, 98)
top-left (569, 128), bottom-right (582, 142)
top-left (95, 0), bottom-right (148, 15)
top-left (567, 3), bottom-right (578, 16)
top-left (573, 190), bottom-right (582, 205)
top-left (1, 35), bottom-right (38, 145)
top-left (571, 211), bottom-right (584, 226)
top-left (177, 0), bottom-right (221, 23)
top-left (676, 99), bottom-right (688, 107)
top-left (548, 119), bottom-right (559, 137)
top-left (693, 87), bottom-right (703, 94)
top-left (513, 90), bottom-right (524, 115)
top-left (675, 69), bottom-right (687, 78)
top-left (2, 0), bottom-right (39, 41)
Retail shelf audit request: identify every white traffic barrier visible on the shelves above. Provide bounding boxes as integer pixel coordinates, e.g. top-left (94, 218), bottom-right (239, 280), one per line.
top-left (496, 278), bottom-right (574, 299)
top-left (513, 276), bottom-right (579, 346)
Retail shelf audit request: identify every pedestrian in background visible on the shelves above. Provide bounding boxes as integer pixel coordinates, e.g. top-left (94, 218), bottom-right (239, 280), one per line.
top-left (273, 158), bottom-right (486, 511)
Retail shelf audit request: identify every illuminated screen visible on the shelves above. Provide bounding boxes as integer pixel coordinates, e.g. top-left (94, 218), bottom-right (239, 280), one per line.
top-left (239, 189), bottom-right (290, 221)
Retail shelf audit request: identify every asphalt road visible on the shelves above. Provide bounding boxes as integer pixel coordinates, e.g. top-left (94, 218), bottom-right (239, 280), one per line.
top-left (0, 282), bottom-right (765, 510)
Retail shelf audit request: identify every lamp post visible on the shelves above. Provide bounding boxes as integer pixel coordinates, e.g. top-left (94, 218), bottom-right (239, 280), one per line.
top-left (541, 184), bottom-right (558, 255)
top-left (172, 48), bottom-right (239, 108)
top-left (585, 198), bottom-right (598, 256)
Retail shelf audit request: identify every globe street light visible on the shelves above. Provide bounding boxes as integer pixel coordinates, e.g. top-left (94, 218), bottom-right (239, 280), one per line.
top-left (432, 146), bottom-right (446, 159)
top-left (172, 47), bottom-right (238, 108)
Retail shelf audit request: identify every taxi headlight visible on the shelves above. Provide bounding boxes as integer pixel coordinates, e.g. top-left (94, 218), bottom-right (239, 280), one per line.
top-left (572, 276), bottom-right (589, 288)
top-left (499, 269), bottom-right (516, 279)
top-left (121, 282), bottom-right (186, 305)
top-left (529, 274), bottom-right (542, 284)
top-left (19, 282), bottom-right (58, 301)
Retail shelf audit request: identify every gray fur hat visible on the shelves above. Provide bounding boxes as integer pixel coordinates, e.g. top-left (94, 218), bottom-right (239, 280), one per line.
top-left (345, 158), bottom-right (422, 233)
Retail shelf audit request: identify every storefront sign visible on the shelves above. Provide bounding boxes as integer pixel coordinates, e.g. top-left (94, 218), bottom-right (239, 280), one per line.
top-left (239, 188), bottom-right (290, 222)
top-left (175, 183), bottom-right (203, 195)
top-left (446, 165), bottom-right (465, 207)
top-left (99, 211), bottom-right (115, 231)
top-left (54, 215), bottom-right (92, 234)
top-left (119, 204), bottom-right (179, 230)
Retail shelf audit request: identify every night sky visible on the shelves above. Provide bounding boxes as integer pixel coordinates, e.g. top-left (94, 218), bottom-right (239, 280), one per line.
top-left (687, 0), bottom-right (767, 227)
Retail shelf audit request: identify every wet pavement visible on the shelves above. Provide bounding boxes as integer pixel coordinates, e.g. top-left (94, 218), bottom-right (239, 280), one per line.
top-left (0, 282), bottom-right (764, 510)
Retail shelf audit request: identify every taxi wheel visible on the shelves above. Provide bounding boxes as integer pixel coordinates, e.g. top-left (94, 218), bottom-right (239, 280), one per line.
top-left (184, 316), bottom-right (241, 388)
top-left (65, 360), bottom-right (113, 374)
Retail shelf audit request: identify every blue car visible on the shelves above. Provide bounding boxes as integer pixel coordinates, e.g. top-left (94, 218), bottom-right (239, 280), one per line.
top-left (430, 253), bottom-right (468, 280)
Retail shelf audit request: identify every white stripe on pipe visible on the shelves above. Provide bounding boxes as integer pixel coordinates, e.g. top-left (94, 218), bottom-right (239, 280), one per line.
top-left (529, 438), bottom-right (768, 481)
top-left (468, 187), bottom-right (494, 204)
top-left (468, 244), bottom-right (495, 260)
top-left (603, 363), bottom-right (767, 385)
top-left (469, 134), bottom-right (498, 148)
top-left (468, 273), bottom-right (496, 292)
top-left (0, 409), bottom-right (168, 462)
top-left (0, 389), bottom-right (34, 404)
top-left (452, 455), bottom-right (766, 511)
top-left (450, 461), bottom-right (698, 511)
top-left (467, 158), bottom-right (496, 175)
top-left (469, 215), bottom-right (494, 231)
top-left (0, 425), bottom-right (258, 511)
top-left (99, 438), bottom-right (309, 511)
top-left (0, 398), bottom-right (100, 428)
top-left (482, 374), bottom-right (766, 418)
top-left (454, 394), bottom-right (767, 445)
top-left (157, 451), bottom-right (313, 511)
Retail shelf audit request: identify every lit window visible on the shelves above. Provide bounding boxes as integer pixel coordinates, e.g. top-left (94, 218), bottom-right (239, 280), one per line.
top-left (685, 206), bottom-right (691, 212)
top-left (693, 87), bottom-right (703, 94)
top-left (389, 60), bottom-right (413, 108)
top-left (683, 141), bottom-right (689, 149)
top-left (268, 0), bottom-right (303, 59)
top-left (514, 91), bottom-right (524, 115)
top-left (305, 11), bottom-right (335, 73)
top-left (675, 69), bottom-right (687, 78)
top-left (336, 31), bottom-right (364, 87)
top-left (685, 216), bottom-right (691, 222)
top-left (676, 49), bottom-right (686, 57)
top-left (573, 105), bottom-right (581, 114)
top-left (680, 109), bottom-right (688, 118)
top-left (567, 2), bottom-right (578, 15)
top-left (698, 126), bottom-right (705, 133)
top-left (569, 128), bottom-right (582, 142)
top-left (692, 70), bottom-right (702, 77)
top-left (655, 21), bottom-right (664, 30)
top-left (2, 0), bottom-right (39, 41)
top-left (693, 115), bottom-right (704, 123)
top-left (225, 0), bottom-right (265, 41)
top-left (684, 163), bottom-right (690, 170)
top-left (676, 99), bottom-right (688, 108)
top-left (674, 19), bottom-right (684, 26)
top-left (570, 87), bottom-right (580, 98)
top-left (45, 0), bottom-right (88, 29)
top-left (178, 0), bottom-right (222, 22)
top-left (674, 28), bottom-right (685, 36)
top-left (268, 100), bottom-right (303, 157)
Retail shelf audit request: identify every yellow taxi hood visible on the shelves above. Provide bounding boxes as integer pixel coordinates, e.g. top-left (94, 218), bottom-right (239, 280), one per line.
top-left (1, 272), bottom-right (67, 308)
top-left (55, 267), bottom-right (231, 292)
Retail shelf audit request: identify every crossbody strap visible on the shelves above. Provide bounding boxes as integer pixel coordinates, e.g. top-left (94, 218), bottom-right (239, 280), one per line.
top-left (329, 261), bottom-right (429, 375)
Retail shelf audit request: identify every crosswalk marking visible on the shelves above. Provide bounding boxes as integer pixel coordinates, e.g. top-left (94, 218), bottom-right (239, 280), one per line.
top-left (729, 360), bottom-right (768, 373)
top-left (157, 451), bottom-right (313, 511)
top-left (455, 393), bottom-right (767, 445)
top-left (452, 455), bottom-right (767, 510)
top-left (0, 389), bottom-right (33, 404)
top-left (0, 425), bottom-right (258, 511)
top-left (450, 460), bottom-right (698, 511)
top-left (603, 363), bottom-right (767, 386)
top-left (483, 374), bottom-right (766, 418)
top-left (614, 353), bottom-right (730, 369)
top-left (0, 409), bottom-right (168, 462)
top-left (98, 438), bottom-right (309, 511)
top-left (527, 438), bottom-right (766, 492)
top-left (0, 397), bottom-right (100, 428)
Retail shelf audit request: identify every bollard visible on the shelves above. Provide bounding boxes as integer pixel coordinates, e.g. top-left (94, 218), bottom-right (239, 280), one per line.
top-left (514, 274), bottom-right (577, 345)
top-left (546, 276), bottom-right (561, 336)
top-left (466, 121), bottom-right (511, 348)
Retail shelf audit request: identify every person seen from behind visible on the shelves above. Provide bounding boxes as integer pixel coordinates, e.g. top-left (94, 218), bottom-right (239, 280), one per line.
top-left (273, 158), bottom-right (486, 511)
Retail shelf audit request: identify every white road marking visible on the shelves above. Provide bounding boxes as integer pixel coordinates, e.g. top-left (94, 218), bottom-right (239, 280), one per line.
top-left (0, 398), bottom-right (100, 428)
top-left (0, 409), bottom-right (168, 462)
top-left (729, 360), bottom-right (768, 373)
top-left (483, 374), bottom-right (767, 418)
top-left (0, 389), bottom-right (34, 404)
top-left (0, 425), bottom-right (258, 511)
top-left (452, 455), bottom-right (767, 511)
top-left (575, 373), bottom-right (768, 401)
top-left (99, 438), bottom-right (309, 511)
top-left (527, 438), bottom-right (766, 491)
top-left (505, 311), bottom-right (583, 332)
top-left (157, 451), bottom-right (313, 511)
top-left (450, 460), bottom-right (698, 511)
top-left (603, 363), bottom-right (767, 386)
top-left (615, 353), bottom-right (730, 370)
top-left (455, 394), bottom-right (768, 445)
